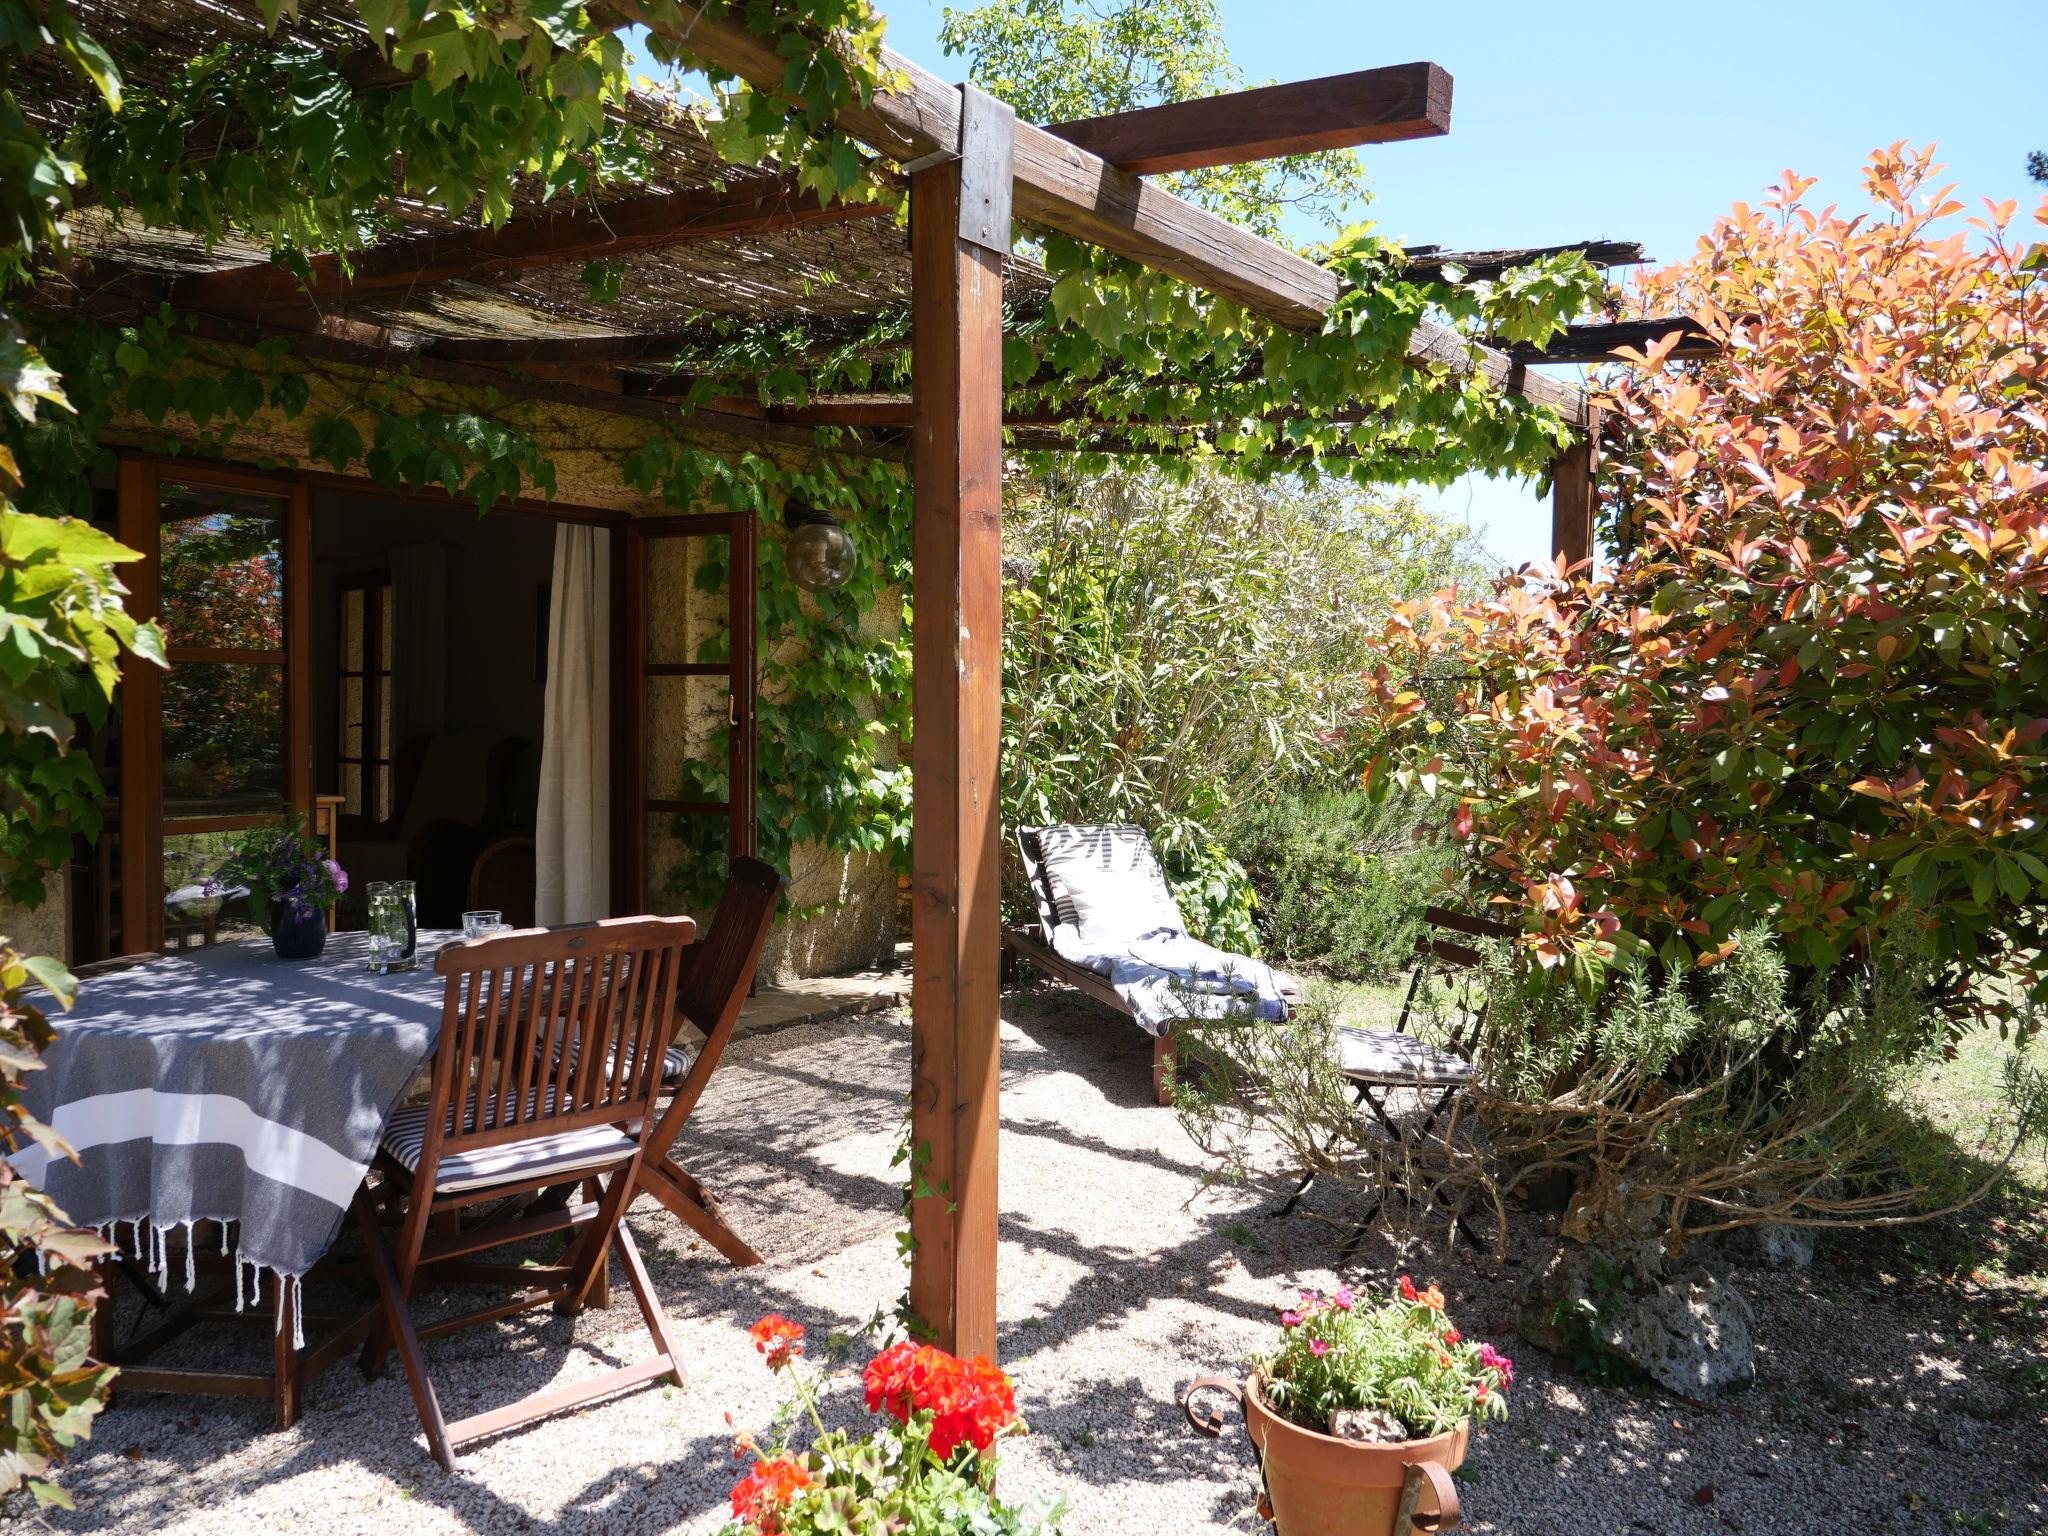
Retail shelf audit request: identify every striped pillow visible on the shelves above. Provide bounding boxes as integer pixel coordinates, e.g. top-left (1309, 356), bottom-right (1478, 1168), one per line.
top-left (1034, 824), bottom-right (1186, 944)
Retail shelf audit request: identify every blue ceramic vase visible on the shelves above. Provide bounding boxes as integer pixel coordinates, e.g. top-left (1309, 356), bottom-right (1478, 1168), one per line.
top-left (270, 902), bottom-right (327, 961)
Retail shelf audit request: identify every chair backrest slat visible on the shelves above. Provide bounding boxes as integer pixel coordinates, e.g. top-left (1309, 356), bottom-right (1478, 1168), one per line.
top-left (674, 858), bottom-right (783, 1038)
top-left (651, 858), bottom-right (784, 1143)
top-left (423, 917), bottom-right (696, 1165)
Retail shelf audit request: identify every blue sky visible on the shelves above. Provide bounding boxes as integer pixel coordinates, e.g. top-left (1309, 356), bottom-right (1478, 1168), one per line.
top-left (644, 2), bottom-right (2048, 565)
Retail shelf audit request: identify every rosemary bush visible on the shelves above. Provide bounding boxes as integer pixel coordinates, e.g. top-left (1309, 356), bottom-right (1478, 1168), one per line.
top-left (1226, 787), bottom-right (1436, 981)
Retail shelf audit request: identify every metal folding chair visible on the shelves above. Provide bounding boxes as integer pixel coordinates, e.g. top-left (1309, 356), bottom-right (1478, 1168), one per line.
top-left (1276, 907), bottom-right (1510, 1251)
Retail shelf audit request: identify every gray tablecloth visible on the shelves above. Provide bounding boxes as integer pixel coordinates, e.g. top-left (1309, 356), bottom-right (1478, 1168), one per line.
top-left (10, 933), bottom-right (452, 1286)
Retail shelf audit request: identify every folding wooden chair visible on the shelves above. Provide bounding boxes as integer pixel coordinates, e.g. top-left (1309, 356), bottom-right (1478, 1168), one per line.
top-left (632, 856), bottom-right (785, 1268)
top-left (355, 915), bottom-right (695, 1470)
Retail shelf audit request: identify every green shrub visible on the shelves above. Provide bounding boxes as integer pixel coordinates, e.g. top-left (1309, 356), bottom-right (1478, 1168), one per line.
top-left (1226, 789), bottom-right (1432, 981)
top-left (1002, 467), bottom-right (1480, 950)
top-left (1456, 925), bottom-right (2048, 1251)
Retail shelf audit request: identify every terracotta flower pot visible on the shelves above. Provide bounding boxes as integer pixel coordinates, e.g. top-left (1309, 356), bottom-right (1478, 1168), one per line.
top-left (1185, 1374), bottom-right (1466, 1536)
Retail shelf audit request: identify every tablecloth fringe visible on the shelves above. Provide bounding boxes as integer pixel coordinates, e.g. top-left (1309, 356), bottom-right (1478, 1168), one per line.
top-left (95, 1217), bottom-right (308, 1349)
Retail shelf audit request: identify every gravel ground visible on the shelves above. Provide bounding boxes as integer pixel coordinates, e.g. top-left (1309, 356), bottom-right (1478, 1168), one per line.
top-left (19, 988), bottom-right (2048, 1536)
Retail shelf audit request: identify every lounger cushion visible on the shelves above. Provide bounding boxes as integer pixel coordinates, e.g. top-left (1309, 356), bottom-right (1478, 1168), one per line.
top-left (1034, 824), bottom-right (1186, 945)
top-left (381, 1097), bottom-right (637, 1193)
top-left (1336, 1026), bottom-right (1473, 1086)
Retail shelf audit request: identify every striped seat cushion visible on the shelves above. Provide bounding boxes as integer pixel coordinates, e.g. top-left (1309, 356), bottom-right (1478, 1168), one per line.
top-left (1336, 1027), bottom-right (1473, 1087)
top-left (602, 1041), bottom-right (693, 1084)
top-left (380, 1096), bottom-right (637, 1193)
top-left (555, 1039), bottom-right (694, 1086)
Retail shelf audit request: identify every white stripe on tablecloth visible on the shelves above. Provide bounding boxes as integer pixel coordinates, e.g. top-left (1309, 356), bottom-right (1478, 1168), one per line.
top-left (5, 1089), bottom-right (369, 1209)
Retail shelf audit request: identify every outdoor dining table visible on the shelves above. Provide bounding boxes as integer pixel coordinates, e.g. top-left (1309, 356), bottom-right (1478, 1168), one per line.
top-left (13, 931), bottom-right (457, 1426)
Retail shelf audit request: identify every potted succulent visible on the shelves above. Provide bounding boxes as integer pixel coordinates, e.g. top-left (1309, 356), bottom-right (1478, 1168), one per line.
top-left (209, 816), bottom-right (348, 961)
top-left (721, 1314), bottom-right (1063, 1536)
top-left (1185, 1278), bottom-right (1513, 1536)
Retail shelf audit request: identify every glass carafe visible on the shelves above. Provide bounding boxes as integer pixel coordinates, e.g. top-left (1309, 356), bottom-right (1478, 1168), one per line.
top-left (366, 879), bottom-right (418, 973)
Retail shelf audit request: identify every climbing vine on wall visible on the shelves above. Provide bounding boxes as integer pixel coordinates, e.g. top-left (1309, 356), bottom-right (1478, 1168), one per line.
top-left (620, 435), bottom-right (915, 914)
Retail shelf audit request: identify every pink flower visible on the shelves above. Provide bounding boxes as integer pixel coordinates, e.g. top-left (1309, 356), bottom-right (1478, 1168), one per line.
top-left (1308, 1339), bottom-right (1330, 1357)
top-left (324, 858), bottom-right (348, 895)
top-left (1478, 1342), bottom-right (1515, 1387)
top-left (1299, 1287), bottom-right (1320, 1304)
top-left (1332, 1285), bottom-right (1354, 1311)
top-left (1279, 1311), bottom-right (1304, 1328)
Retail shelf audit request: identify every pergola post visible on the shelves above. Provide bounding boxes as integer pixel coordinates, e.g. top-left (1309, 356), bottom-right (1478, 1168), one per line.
top-left (1549, 409), bottom-right (1601, 573)
top-left (907, 88), bottom-right (1014, 1361)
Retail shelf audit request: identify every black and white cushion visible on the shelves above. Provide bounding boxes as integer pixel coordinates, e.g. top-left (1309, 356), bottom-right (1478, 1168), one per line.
top-left (380, 1095), bottom-right (637, 1193)
top-left (558, 1039), bottom-right (695, 1087)
top-left (1033, 824), bottom-right (1187, 944)
top-left (1336, 1026), bottom-right (1473, 1087)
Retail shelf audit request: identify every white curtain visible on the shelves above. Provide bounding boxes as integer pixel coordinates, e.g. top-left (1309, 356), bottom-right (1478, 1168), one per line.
top-left (535, 525), bottom-right (613, 925)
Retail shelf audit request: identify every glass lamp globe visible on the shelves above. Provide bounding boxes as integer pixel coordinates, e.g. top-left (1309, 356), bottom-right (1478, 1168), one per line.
top-left (785, 513), bottom-right (858, 592)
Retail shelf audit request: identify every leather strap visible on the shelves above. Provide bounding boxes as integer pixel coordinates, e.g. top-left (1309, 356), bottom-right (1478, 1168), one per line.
top-left (1182, 1375), bottom-right (1244, 1438)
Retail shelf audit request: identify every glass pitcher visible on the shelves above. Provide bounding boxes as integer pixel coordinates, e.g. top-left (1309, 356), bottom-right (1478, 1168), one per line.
top-left (366, 879), bottom-right (418, 973)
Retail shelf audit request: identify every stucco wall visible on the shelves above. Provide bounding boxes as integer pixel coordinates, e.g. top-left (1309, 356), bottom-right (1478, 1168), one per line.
top-left (43, 345), bottom-right (906, 979)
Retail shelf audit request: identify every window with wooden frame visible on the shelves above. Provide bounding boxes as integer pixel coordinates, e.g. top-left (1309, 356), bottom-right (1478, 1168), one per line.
top-left (335, 570), bottom-right (395, 823)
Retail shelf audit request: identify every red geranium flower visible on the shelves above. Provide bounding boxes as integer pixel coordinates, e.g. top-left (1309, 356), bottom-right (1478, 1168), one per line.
top-left (1399, 1275), bottom-right (1419, 1303)
top-left (749, 1314), bottom-right (806, 1371)
top-left (863, 1342), bottom-right (1019, 1458)
top-left (730, 1456), bottom-right (811, 1533)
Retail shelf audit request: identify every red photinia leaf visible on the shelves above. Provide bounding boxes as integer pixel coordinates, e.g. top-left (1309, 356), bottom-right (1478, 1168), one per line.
top-left (1352, 145), bottom-right (2048, 1010)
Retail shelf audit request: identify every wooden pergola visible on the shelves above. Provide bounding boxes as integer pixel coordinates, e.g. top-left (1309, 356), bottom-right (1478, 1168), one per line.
top-left (38, 2), bottom-right (1709, 1359)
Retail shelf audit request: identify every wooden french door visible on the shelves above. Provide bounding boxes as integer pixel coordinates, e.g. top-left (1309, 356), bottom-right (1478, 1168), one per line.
top-left (115, 459), bottom-right (312, 954)
top-left (621, 512), bottom-right (757, 911)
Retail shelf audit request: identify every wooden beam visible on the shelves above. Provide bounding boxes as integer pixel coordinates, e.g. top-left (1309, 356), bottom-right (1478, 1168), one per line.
top-left (906, 90), bottom-right (1010, 1363)
top-left (1507, 316), bottom-right (1715, 365)
top-left (1406, 326), bottom-right (1589, 427)
top-left (426, 332), bottom-right (705, 365)
top-left (608, 1), bottom-right (1338, 330)
top-left (108, 302), bottom-right (902, 460)
top-left (1404, 240), bottom-right (1646, 282)
top-left (770, 399), bottom-right (914, 428)
top-left (1043, 63), bottom-right (1451, 174)
top-left (1550, 415), bottom-right (1601, 573)
top-left (172, 178), bottom-right (890, 313)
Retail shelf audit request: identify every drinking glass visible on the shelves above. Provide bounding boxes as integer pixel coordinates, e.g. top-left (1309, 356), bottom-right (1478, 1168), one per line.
top-left (462, 909), bottom-right (504, 941)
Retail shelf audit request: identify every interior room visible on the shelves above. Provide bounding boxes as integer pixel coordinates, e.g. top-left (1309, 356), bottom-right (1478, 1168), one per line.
top-left (308, 493), bottom-right (557, 930)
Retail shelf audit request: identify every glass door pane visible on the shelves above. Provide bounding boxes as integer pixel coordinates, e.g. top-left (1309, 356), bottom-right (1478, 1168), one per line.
top-left (156, 478), bottom-right (295, 938)
top-left (161, 658), bottom-right (286, 816)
